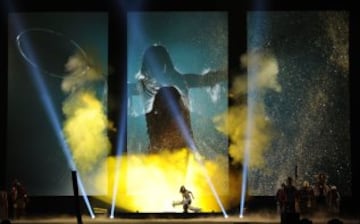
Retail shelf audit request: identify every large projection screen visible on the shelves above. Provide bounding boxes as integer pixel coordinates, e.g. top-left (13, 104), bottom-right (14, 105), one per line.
top-left (7, 12), bottom-right (109, 196)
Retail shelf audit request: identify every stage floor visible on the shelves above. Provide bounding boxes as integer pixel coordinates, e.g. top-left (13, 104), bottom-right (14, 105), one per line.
top-left (5, 213), bottom-right (360, 224)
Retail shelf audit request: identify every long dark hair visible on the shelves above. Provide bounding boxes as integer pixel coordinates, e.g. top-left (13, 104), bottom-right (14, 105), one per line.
top-left (140, 44), bottom-right (175, 79)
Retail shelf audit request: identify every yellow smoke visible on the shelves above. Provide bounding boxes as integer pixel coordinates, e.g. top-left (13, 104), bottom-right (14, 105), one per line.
top-left (63, 91), bottom-right (110, 172)
top-left (240, 51), bottom-right (281, 93)
top-left (93, 149), bottom-right (242, 212)
top-left (62, 51), bottom-right (111, 174)
top-left (59, 51), bottom-right (240, 212)
top-left (214, 50), bottom-right (281, 169)
top-left (61, 51), bottom-right (103, 94)
top-left (215, 103), bottom-right (272, 168)
top-left (60, 50), bottom-right (276, 211)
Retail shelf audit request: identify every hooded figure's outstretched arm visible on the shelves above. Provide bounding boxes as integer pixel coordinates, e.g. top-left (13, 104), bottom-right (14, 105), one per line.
top-left (128, 82), bottom-right (139, 95)
top-left (183, 69), bottom-right (227, 88)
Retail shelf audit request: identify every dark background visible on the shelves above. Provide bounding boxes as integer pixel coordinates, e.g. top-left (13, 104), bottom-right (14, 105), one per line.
top-left (1, 0), bottom-right (358, 216)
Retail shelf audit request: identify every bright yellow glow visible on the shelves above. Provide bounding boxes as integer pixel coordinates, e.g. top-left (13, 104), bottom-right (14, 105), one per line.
top-left (59, 51), bottom-right (283, 212)
top-left (93, 149), bottom-right (243, 212)
top-left (63, 91), bottom-right (110, 172)
top-left (62, 50), bottom-right (111, 178)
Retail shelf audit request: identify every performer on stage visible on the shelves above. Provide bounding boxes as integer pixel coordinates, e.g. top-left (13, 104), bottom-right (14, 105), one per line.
top-left (10, 179), bottom-right (28, 219)
top-left (172, 185), bottom-right (201, 213)
top-left (276, 183), bottom-right (286, 215)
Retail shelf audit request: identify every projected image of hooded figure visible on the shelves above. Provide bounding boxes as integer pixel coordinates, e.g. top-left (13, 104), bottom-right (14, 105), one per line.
top-left (129, 44), bottom-right (226, 153)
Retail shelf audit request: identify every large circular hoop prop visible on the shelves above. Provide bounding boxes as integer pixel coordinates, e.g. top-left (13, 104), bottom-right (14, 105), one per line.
top-left (16, 28), bottom-right (89, 79)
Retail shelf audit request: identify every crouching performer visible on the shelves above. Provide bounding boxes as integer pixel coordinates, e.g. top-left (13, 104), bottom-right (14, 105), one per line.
top-left (173, 185), bottom-right (201, 213)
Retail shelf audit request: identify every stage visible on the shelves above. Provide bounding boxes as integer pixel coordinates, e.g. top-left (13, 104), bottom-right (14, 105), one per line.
top-left (4, 211), bottom-right (360, 224)
top-left (2, 196), bottom-right (359, 224)
top-left (0, 217), bottom-right (302, 224)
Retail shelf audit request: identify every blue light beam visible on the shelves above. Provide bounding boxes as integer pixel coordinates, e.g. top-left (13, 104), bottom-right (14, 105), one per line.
top-left (110, 92), bottom-right (127, 218)
top-left (125, 9), bottom-right (227, 217)
top-left (162, 88), bottom-right (228, 218)
top-left (12, 15), bottom-right (95, 218)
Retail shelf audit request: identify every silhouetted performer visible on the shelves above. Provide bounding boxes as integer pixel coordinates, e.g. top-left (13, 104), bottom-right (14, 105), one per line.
top-left (276, 183), bottom-right (286, 215)
top-left (328, 185), bottom-right (340, 214)
top-left (10, 179), bottom-right (28, 219)
top-left (327, 218), bottom-right (343, 224)
top-left (299, 218), bottom-right (313, 224)
top-left (313, 172), bottom-right (330, 213)
top-left (172, 185), bottom-right (200, 213)
top-left (0, 219), bottom-right (11, 224)
top-left (128, 44), bottom-right (226, 153)
top-left (281, 177), bottom-right (299, 224)
top-left (298, 180), bottom-right (315, 216)
top-left (0, 190), bottom-right (9, 220)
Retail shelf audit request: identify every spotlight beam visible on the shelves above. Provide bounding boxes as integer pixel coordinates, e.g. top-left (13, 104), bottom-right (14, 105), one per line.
top-left (162, 89), bottom-right (228, 218)
top-left (192, 152), bottom-right (229, 218)
top-left (239, 11), bottom-right (267, 217)
top-left (125, 11), bottom-right (227, 215)
top-left (110, 93), bottom-right (127, 218)
top-left (11, 14), bottom-right (95, 218)
top-left (239, 79), bottom-right (256, 218)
